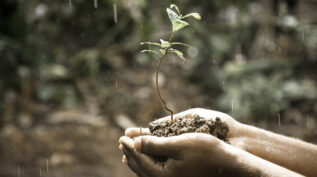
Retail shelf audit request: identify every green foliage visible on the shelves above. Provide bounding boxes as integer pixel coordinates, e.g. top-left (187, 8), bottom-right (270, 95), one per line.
top-left (141, 4), bottom-right (200, 60)
top-left (167, 4), bottom-right (201, 33)
top-left (1, 0), bottom-right (316, 125)
top-left (218, 59), bottom-right (317, 121)
top-left (219, 73), bottom-right (317, 121)
top-left (167, 48), bottom-right (185, 61)
top-left (140, 4), bottom-right (201, 120)
top-left (141, 50), bottom-right (159, 56)
top-left (37, 84), bottom-right (77, 108)
top-left (0, 0), bottom-right (145, 109)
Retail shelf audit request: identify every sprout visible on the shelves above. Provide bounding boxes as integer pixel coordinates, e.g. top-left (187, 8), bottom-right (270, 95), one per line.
top-left (140, 4), bottom-right (201, 121)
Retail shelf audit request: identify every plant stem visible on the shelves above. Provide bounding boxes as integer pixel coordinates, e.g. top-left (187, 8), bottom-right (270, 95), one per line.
top-left (155, 33), bottom-right (174, 121)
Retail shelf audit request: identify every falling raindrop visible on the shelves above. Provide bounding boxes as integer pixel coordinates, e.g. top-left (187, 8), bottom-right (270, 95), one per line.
top-left (231, 99), bottom-right (234, 112)
top-left (46, 159), bottom-right (49, 174)
top-left (213, 59), bottom-right (216, 65)
top-left (278, 113), bottom-right (281, 127)
top-left (306, 115), bottom-right (310, 128)
top-left (69, 0), bottom-right (72, 7)
top-left (115, 80), bottom-right (118, 88)
top-left (94, 0), bottom-right (98, 8)
top-left (113, 4), bottom-right (118, 23)
top-left (218, 168), bottom-right (223, 174)
top-left (18, 166), bottom-right (20, 177)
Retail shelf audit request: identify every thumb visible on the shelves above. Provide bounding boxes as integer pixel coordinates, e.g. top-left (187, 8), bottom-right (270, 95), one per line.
top-left (134, 136), bottom-right (182, 157)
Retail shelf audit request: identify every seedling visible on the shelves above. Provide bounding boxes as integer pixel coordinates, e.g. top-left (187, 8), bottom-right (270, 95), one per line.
top-left (141, 4), bottom-right (201, 121)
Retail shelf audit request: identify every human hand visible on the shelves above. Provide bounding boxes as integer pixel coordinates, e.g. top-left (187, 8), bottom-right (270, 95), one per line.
top-left (125, 108), bottom-right (243, 143)
top-left (119, 133), bottom-right (240, 177)
top-left (120, 108), bottom-right (308, 177)
top-left (121, 108), bottom-right (243, 177)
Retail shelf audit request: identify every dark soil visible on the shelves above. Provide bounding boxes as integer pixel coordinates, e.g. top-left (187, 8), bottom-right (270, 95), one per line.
top-left (148, 114), bottom-right (229, 141)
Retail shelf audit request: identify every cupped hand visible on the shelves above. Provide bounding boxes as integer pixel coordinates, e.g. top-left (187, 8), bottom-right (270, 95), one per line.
top-left (119, 133), bottom-right (239, 177)
top-left (120, 108), bottom-right (308, 177)
top-left (125, 108), bottom-right (243, 140)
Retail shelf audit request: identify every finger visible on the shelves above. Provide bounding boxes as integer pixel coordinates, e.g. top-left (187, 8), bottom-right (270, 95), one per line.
top-left (134, 136), bottom-right (182, 157)
top-left (135, 151), bottom-right (161, 176)
top-left (119, 144), bottom-right (124, 152)
top-left (119, 136), bottom-right (135, 150)
top-left (125, 153), bottom-right (148, 177)
top-left (125, 128), bottom-right (151, 138)
top-left (124, 143), bottom-right (160, 177)
top-left (122, 143), bottom-right (150, 177)
top-left (122, 155), bottom-right (128, 165)
top-left (193, 108), bottom-right (232, 120)
top-left (154, 108), bottom-right (232, 122)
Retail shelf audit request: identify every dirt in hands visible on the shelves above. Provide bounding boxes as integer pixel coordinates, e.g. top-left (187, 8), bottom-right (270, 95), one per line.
top-left (148, 114), bottom-right (229, 141)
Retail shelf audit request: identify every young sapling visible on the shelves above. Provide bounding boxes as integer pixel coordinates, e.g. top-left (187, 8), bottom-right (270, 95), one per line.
top-left (141, 4), bottom-right (201, 121)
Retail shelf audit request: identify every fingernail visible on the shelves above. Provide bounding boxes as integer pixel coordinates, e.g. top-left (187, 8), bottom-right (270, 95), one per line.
top-left (119, 136), bottom-right (129, 144)
top-left (122, 155), bottom-right (127, 165)
top-left (119, 144), bottom-right (124, 151)
top-left (119, 136), bottom-right (125, 144)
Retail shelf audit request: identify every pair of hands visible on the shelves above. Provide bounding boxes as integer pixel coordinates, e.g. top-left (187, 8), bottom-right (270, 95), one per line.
top-left (119, 108), bottom-right (245, 177)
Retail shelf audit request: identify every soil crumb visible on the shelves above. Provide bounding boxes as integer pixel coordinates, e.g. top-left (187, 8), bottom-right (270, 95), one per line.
top-left (148, 114), bottom-right (229, 141)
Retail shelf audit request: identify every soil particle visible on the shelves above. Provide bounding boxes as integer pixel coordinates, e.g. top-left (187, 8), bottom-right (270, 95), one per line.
top-left (148, 114), bottom-right (229, 141)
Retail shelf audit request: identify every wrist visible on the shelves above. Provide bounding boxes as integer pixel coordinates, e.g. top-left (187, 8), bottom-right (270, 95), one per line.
top-left (222, 143), bottom-right (304, 177)
top-left (215, 142), bottom-right (259, 177)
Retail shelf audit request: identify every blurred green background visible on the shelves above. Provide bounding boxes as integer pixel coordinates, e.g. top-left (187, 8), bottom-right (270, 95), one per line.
top-left (0, 0), bottom-right (316, 176)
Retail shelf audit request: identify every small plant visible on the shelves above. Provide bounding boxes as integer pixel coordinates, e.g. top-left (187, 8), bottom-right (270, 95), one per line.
top-left (141, 4), bottom-right (201, 121)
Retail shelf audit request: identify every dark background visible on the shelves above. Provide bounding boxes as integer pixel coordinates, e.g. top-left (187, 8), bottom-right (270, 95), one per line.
top-left (0, 0), bottom-right (316, 176)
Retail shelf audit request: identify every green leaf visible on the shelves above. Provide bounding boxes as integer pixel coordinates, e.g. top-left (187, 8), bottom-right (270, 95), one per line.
top-left (170, 4), bottom-right (181, 16)
top-left (166, 8), bottom-right (179, 22)
top-left (182, 13), bottom-right (201, 20)
top-left (141, 50), bottom-right (159, 56)
top-left (172, 19), bottom-right (189, 32)
top-left (140, 42), bottom-right (161, 47)
top-left (171, 42), bottom-right (191, 48)
top-left (166, 7), bottom-right (189, 32)
top-left (160, 39), bottom-right (171, 48)
top-left (160, 49), bottom-right (167, 55)
top-left (168, 48), bottom-right (185, 61)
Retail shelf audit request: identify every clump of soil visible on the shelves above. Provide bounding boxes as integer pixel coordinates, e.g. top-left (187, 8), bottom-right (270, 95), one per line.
top-left (148, 114), bottom-right (229, 141)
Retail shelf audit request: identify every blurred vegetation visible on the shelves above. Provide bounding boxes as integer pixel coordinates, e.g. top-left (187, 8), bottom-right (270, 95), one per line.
top-left (1, 0), bottom-right (317, 176)
top-left (1, 0), bottom-right (316, 126)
